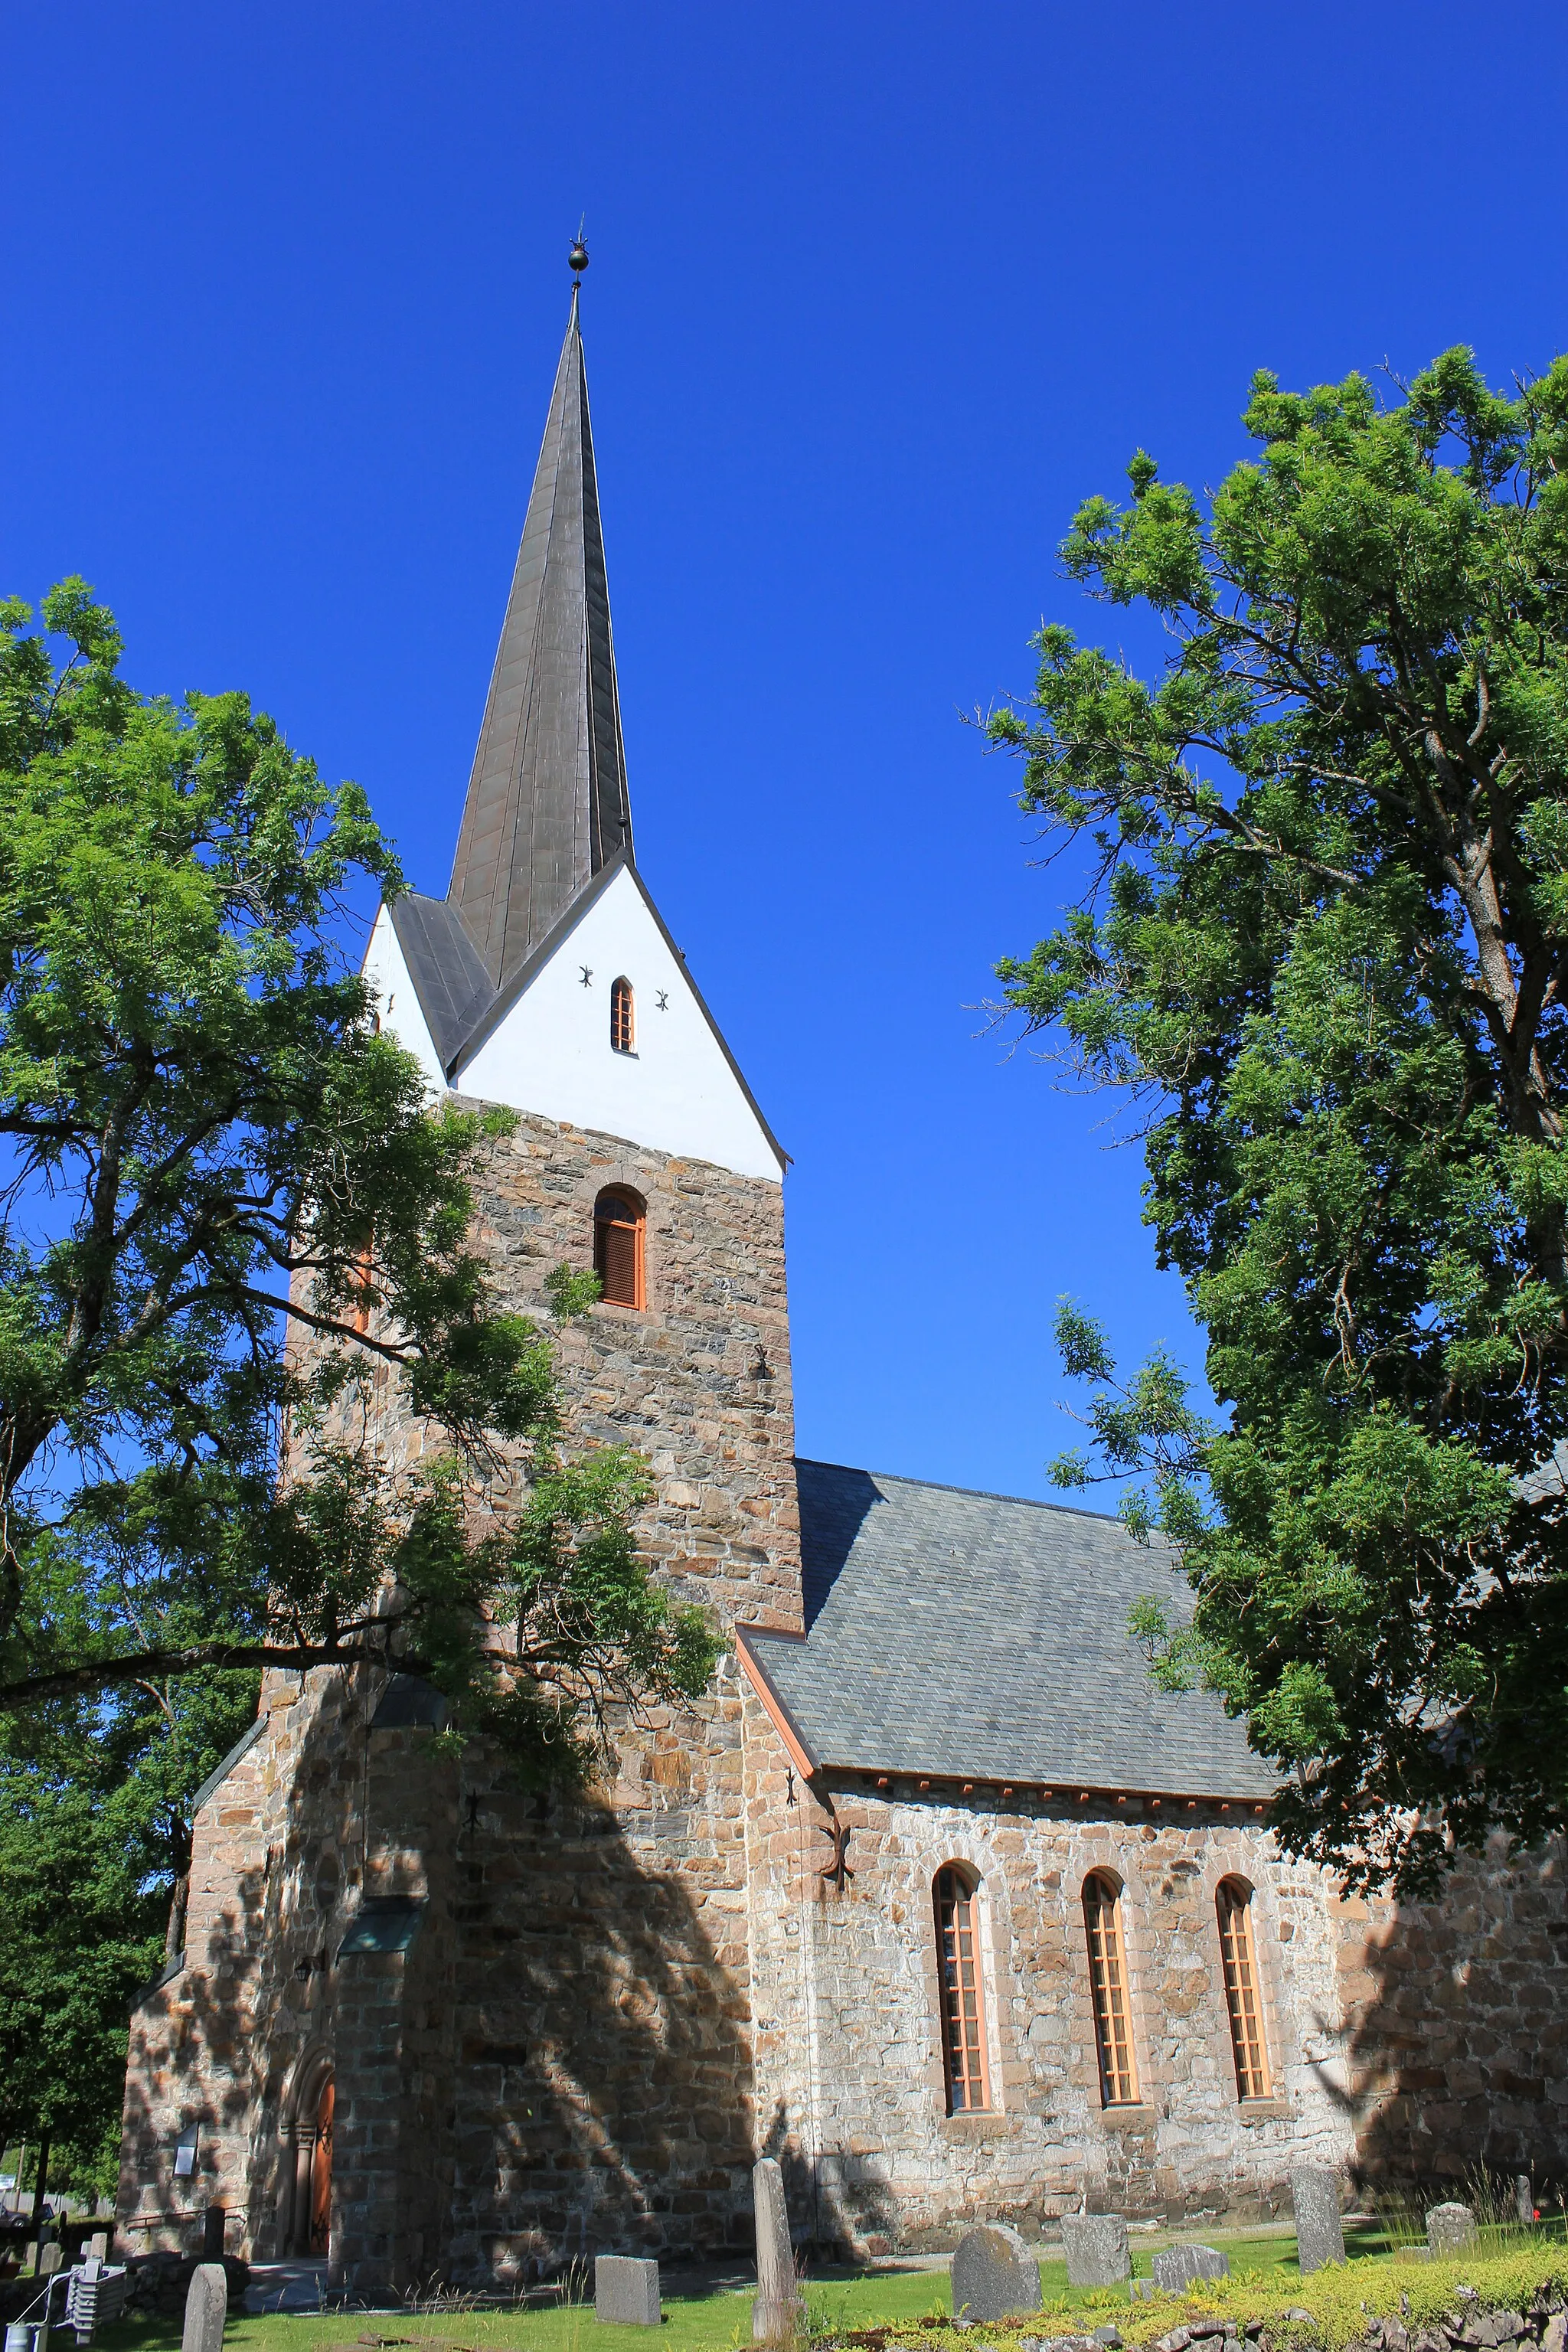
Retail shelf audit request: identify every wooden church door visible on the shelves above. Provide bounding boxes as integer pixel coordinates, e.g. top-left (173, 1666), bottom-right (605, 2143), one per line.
top-left (309, 2076), bottom-right (334, 2255)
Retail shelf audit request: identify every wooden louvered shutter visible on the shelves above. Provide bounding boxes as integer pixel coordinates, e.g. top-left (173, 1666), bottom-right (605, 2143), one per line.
top-left (599, 1217), bottom-right (639, 1306)
top-left (593, 1191), bottom-right (644, 1309)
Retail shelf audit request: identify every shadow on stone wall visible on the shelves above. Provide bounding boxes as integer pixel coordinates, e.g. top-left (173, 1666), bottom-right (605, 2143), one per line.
top-left (118, 1673), bottom-right (383, 2264)
top-left (121, 1691), bottom-right (889, 2285)
top-left (118, 1845), bottom-right (275, 2257)
top-left (1338, 1838), bottom-right (1568, 2201)
top-left (443, 1778), bottom-right (900, 2282)
top-left (437, 1777), bottom-right (751, 2283)
top-left (760, 2097), bottom-right (900, 2258)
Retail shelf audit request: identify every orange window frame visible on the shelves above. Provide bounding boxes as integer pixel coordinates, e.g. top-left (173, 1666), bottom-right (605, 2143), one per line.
top-left (593, 1191), bottom-right (645, 1311)
top-left (1083, 1872), bottom-right (1140, 2105)
top-left (349, 1240), bottom-right (375, 1336)
top-left (610, 977), bottom-right (635, 1054)
top-left (933, 1866), bottom-right (991, 2113)
top-left (1217, 1879), bottom-right (1271, 2099)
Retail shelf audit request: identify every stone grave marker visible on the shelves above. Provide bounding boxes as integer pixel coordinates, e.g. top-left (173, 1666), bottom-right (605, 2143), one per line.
top-left (1290, 2166), bottom-right (1346, 2275)
top-left (181, 2262), bottom-right (227, 2352)
top-left (39, 2244), bottom-right (63, 2278)
top-left (1151, 2243), bottom-right (1230, 2294)
top-left (750, 2158), bottom-right (804, 2344)
top-left (951, 2224), bottom-right (1041, 2323)
top-left (87, 2234), bottom-right (109, 2263)
top-left (1517, 2174), bottom-right (1535, 2226)
top-left (1427, 2203), bottom-right (1478, 2258)
top-left (596, 2256), bottom-right (662, 2327)
top-left (1062, 2216), bottom-right (1129, 2289)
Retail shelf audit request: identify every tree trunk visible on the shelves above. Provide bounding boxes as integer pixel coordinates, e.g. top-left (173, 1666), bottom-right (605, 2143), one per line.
top-left (28, 2132), bottom-right (49, 2246)
top-left (165, 1873), bottom-right (189, 1965)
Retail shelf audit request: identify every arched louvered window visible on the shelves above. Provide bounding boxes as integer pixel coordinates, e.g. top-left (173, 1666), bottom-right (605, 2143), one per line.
top-left (1217, 1877), bottom-right (1270, 2099)
top-left (610, 977), bottom-right (635, 1054)
top-left (1083, 1871), bottom-right (1139, 2105)
top-left (933, 1865), bottom-right (990, 2112)
top-left (593, 1187), bottom-right (645, 1311)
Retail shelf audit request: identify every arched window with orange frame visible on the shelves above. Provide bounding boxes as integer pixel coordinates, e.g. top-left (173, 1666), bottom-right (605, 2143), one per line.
top-left (1083, 1871), bottom-right (1140, 2105)
top-left (593, 1187), bottom-right (645, 1310)
top-left (610, 977), bottom-right (635, 1054)
top-left (1216, 1877), bottom-right (1271, 2100)
top-left (933, 1864), bottom-right (991, 2113)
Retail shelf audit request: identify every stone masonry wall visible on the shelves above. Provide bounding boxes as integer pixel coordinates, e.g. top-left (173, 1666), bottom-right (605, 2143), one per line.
top-left (122, 1097), bottom-right (1568, 2275)
top-left (741, 1695), bottom-right (1355, 2251)
top-left (119, 1661), bottom-right (394, 2265)
top-left (120, 1109), bottom-right (802, 2283)
top-left (1333, 1835), bottom-right (1568, 2193)
top-left (459, 1102), bottom-right (802, 1635)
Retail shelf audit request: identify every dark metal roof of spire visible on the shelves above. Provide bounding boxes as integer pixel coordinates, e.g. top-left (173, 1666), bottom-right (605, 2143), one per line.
top-left (446, 283), bottom-right (632, 989)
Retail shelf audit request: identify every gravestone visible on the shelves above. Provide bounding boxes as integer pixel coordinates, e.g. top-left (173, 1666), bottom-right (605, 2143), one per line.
top-left (38, 2244), bottom-right (63, 2278)
top-left (1291, 2166), bottom-right (1346, 2275)
top-left (87, 2234), bottom-right (109, 2262)
top-left (181, 2262), bottom-right (227, 2352)
top-left (951, 2223), bottom-right (1042, 2322)
top-left (1516, 2174), bottom-right (1535, 2226)
top-left (1151, 2243), bottom-right (1230, 2294)
top-left (751, 2159), bottom-right (804, 2344)
top-left (1427, 2203), bottom-right (1478, 2258)
top-left (596, 2256), bottom-right (662, 2327)
top-left (1062, 2215), bottom-right (1130, 2288)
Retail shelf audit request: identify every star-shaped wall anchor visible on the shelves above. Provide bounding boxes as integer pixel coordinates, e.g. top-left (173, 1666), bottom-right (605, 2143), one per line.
top-left (655, 991), bottom-right (668, 1011)
top-left (579, 965), bottom-right (593, 988)
top-left (818, 1818), bottom-right (854, 1891)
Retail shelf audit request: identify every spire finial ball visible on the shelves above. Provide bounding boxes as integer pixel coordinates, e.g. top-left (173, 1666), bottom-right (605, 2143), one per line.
top-left (569, 239), bottom-right (590, 276)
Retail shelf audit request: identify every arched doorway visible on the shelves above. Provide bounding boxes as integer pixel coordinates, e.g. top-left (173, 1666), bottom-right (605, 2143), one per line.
top-left (308, 2075), bottom-right (333, 2255)
top-left (276, 2043), bottom-right (335, 2259)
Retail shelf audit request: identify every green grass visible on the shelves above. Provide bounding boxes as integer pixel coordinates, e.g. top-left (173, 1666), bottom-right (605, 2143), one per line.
top-left (84, 2220), bottom-right (1568, 2352)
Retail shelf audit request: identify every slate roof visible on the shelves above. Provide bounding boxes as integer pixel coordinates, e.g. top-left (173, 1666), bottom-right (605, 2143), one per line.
top-left (742, 1459), bottom-right (1276, 1799)
top-left (446, 280), bottom-right (632, 992)
top-left (388, 893), bottom-right (498, 1071)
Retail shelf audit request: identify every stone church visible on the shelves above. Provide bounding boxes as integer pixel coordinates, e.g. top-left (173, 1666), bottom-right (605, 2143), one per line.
top-left (119, 282), bottom-right (1568, 2296)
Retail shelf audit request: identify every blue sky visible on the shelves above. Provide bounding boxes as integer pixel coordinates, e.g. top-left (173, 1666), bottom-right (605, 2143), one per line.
top-left (5, 3), bottom-right (1568, 1500)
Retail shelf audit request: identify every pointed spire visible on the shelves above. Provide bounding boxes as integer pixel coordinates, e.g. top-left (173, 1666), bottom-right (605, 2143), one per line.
top-left (447, 279), bottom-right (632, 988)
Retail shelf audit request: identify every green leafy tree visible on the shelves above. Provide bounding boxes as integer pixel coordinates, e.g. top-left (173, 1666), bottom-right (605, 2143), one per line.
top-left (0, 583), bottom-right (717, 1752)
top-left (989, 350), bottom-right (1568, 1893)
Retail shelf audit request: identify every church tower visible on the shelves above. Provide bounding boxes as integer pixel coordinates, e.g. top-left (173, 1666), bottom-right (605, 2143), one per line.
top-left (118, 265), bottom-right (806, 2295)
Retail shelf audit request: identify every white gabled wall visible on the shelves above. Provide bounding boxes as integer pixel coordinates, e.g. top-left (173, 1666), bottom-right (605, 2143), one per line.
top-left (458, 866), bottom-right (782, 1182)
top-left (362, 903), bottom-right (447, 1099)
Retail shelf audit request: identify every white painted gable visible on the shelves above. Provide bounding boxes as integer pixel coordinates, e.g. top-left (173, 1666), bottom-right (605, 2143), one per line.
top-left (362, 903), bottom-right (447, 1097)
top-left (364, 867), bottom-right (783, 1184)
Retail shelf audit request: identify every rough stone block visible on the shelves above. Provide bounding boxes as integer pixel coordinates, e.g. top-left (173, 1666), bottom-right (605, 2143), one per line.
top-left (751, 2158), bottom-right (804, 2344)
top-left (595, 2256), bottom-right (661, 2326)
top-left (1151, 2244), bottom-right (1230, 2293)
top-left (1427, 2203), bottom-right (1478, 2257)
top-left (181, 2262), bottom-right (227, 2352)
top-left (1062, 2215), bottom-right (1130, 2288)
top-left (1291, 2166), bottom-right (1345, 2275)
top-left (952, 2223), bottom-right (1042, 2322)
